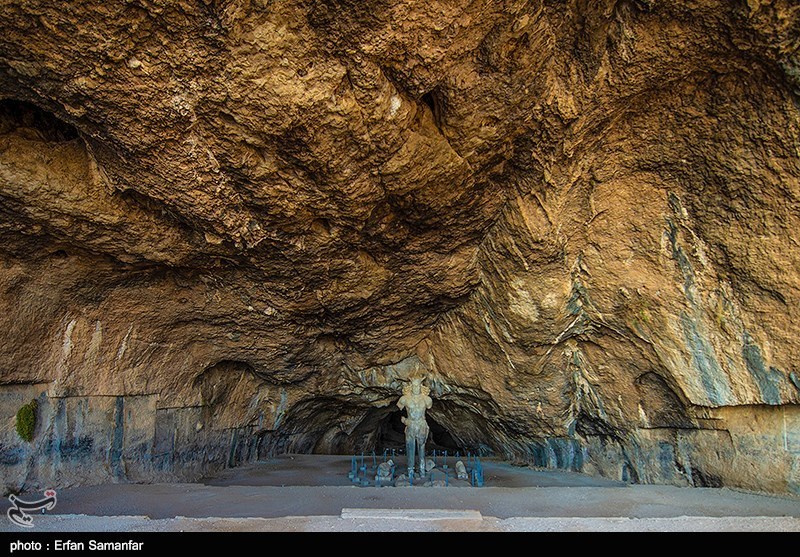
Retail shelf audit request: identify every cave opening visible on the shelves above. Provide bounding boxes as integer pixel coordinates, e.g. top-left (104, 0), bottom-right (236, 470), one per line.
top-left (0, 99), bottom-right (79, 142)
top-left (375, 409), bottom-right (462, 453)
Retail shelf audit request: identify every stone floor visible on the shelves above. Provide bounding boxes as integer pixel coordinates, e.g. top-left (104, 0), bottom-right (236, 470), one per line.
top-left (3, 455), bottom-right (799, 532)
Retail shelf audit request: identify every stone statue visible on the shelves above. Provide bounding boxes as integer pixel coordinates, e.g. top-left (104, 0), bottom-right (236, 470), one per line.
top-left (455, 460), bottom-right (468, 480)
top-left (396, 375), bottom-right (433, 477)
top-left (375, 459), bottom-right (394, 482)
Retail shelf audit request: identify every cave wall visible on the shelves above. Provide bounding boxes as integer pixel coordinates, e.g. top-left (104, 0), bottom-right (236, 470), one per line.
top-left (0, 382), bottom-right (263, 488)
top-left (1, 0), bottom-right (799, 494)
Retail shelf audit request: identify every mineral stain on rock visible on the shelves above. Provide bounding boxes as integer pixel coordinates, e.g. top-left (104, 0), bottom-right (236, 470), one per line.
top-left (0, 0), bottom-right (799, 495)
top-left (742, 334), bottom-right (783, 405)
top-left (679, 312), bottom-right (732, 407)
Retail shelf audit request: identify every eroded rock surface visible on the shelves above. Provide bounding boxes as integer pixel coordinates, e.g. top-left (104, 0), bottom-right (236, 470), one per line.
top-left (1, 0), bottom-right (799, 494)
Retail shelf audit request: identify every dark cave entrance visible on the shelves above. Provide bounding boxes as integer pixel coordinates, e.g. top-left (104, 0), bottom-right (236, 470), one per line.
top-left (375, 410), bottom-right (461, 453)
top-left (0, 99), bottom-right (79, 142)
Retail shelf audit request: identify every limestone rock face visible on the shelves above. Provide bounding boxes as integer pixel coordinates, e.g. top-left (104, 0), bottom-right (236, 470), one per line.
top-left (1, 1), bottom-right (799, 494)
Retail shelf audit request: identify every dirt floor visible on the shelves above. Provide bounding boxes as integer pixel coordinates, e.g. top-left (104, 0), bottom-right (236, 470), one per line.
top-left (3, 455), bottom-right (799, 532)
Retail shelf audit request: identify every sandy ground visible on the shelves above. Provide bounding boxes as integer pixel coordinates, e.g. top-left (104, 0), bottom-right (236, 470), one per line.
top-left (3, 455), bottom-right (799, 532)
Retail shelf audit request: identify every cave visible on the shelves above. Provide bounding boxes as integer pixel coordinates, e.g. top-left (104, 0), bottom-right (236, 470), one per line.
top-left (375, 411), bottom-right (462, 453)
top-left (1, 0), bottom-right (799, 502)
top-left (0, 99), bottom-right (79, 142)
